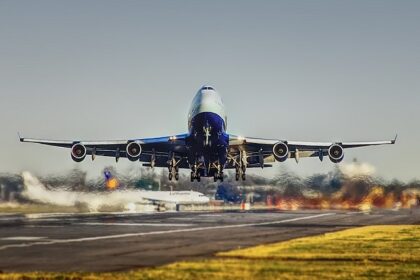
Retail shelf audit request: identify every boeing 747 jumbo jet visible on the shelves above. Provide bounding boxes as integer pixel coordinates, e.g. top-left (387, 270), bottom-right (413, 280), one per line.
top-left (20, 86), bottom-right (396, 182)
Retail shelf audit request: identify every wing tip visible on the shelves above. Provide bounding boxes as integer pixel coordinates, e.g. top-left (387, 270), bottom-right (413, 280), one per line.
top-left (17, 132), bottom-right (24, 142)
top-left (391, 134), bottom-right (398, 144)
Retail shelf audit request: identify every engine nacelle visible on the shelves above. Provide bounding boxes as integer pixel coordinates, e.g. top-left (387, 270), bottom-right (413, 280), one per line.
top-left (71, 143), bottom-right (87, 162)
top-left (126, 141), bottom-right (142, 161)
top-left (328, 144), bottom-right (344, 163)
top-left (273, 141), bottom-right (289, 162)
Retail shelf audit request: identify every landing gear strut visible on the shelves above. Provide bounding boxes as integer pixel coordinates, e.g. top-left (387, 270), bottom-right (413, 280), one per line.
top-left (214, 172), bottom-right (224, 182)
top-left (190, 171), bottom-right (201, 182)
top-left (235, 167), bottom-right (246, 181)
top-left (234, 151), bottom-right (247, 181)
top-left (168, 166), bottom-right (179, 181)
top-left (168, 153), bottom-right (179, 181)
top-left (190, 164), bottom-right (201, 182)
top-left (212, 162), bottom-right (224, 182)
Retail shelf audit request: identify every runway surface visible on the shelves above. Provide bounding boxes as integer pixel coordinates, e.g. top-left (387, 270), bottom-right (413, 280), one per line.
top-left (0, 209), bottom-right (418, 272)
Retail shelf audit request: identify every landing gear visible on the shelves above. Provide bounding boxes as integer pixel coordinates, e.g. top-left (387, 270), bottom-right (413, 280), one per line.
top-left (234, 156), bottom-right (247, 181)
top-left (190, 169), bottom-right (201, 182)
top-left (214, 172), bottom-right (224, 182)
top-left (168, 153), bottom-right (179, 181)
top-left (235, 170), bottom-right (245, 181)
top-left (168, 167), bottom-right (179, 181)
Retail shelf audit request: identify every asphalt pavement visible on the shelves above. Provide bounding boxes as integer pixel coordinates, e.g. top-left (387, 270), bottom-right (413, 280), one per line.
top-left (0, 209), bottom-right (418, 272)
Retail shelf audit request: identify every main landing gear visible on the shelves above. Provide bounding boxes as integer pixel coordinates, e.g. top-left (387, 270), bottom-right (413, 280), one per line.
top-left (234, 150), bottom-right (247, 181)
top-left (235, 166), bottom-right (246, 181)
top-left (212, 162), bottom-right (224, 182)
top-left (190, 171), bottom-right (201, 182)
top-left (214, 172), bottom-right (224, 182)
top-left (168, 165), bottom-right (179, 181)
top-left (190, 164), bottom-right (201, 182)
top-left (168, 152), bottom-right (180, 181)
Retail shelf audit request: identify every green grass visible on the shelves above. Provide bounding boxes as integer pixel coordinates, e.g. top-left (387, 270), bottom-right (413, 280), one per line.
top-left (1, 225), bottom-right (419, 280)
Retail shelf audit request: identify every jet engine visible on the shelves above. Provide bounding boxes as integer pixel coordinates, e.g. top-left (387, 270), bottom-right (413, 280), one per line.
top-left (126, 141), bottom-right (142, 161)
top-left (71, 143), bottom-right (87, 162)
top-left (273, 141), bottom-right (289, 162)
top-left (328, 144), bottom-right (344, 163)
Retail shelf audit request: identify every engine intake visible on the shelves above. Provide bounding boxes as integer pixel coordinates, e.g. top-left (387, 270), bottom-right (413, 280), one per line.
top-left (126, 141), bottom-right (142, 161)
top-left (273, 141), bottom-right (289, 162)
top-left (328, 144), bottom-right (344, 163)
top-left (71, 143), bottom-right (87, 162)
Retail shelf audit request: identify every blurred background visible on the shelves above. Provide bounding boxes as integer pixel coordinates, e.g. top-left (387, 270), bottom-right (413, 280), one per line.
top-left (0, 1), bottom-right (419, 188)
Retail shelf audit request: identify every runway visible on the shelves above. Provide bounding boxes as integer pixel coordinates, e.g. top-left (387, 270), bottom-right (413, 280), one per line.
top-left (0, 209), bottom-right (418, 272)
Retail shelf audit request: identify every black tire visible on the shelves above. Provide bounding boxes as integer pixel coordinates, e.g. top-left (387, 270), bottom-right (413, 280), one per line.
top-left (197, 176), bottom-right (201, 182)
top-left (169, 173), bottom-right (173, 181)
top-left (214, 175), bottom-right (217, 182)
top-left (235, 173), bottom-right (240, 181)
top-left (175, 173), bottom-right (179, 181)
top-left (242, 173), bottom-right (246, 181)
top-left (190, 172), bottom-right (194, 182)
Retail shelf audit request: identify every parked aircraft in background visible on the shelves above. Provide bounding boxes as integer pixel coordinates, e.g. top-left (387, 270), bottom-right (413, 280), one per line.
top-left (20, 85), bottom-right (396, 182)
top-left (103, 170), bottom-right (209, 204)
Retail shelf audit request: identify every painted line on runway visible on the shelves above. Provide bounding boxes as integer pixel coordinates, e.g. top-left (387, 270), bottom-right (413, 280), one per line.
top-left (198, 214), bottom-right (223, 217)
top-left (1, 236), bottom-right (47, 241)
top-left (0, 213), bottom-right (335, 251)
top-left (78, 222), bottom-right (194, 227)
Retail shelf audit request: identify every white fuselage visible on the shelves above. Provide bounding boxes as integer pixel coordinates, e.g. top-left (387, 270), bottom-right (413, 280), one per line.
top-left (188, 86), bottom-right (227, 133)
top-left (137, 190), bottom-right (210, 204)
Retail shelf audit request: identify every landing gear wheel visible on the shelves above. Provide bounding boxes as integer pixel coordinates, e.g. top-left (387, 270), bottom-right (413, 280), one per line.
top-left (190, 172), bottom-right (194, 182)
top-left (235, 173), bottom-right (240, 181)
top-left (220, 173), bottom-right (224, 182)
top-left (175, 173), bottom-right (179, 181)
top-left (197, 176), bottom-right (201, 182)
top-left (242, 173), bottom-right (246, 181)
top-left (168, 173), bottom-right (173, 181)
top-left (214, 175), bottom-right (217, 182)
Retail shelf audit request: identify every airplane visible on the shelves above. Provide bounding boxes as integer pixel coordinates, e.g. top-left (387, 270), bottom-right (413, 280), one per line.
top-left (103, 170), bottom-right (209, 205)
top-left (136, 190), bottom-right (210, 205)
top-left (20, 85), bottom-right (396, 182)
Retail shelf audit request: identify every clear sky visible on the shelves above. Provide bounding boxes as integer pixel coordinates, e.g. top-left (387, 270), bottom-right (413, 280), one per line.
top-left (0, 0), bottom-right (419, 181)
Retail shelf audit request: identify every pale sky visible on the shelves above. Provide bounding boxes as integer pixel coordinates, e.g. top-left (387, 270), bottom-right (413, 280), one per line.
top-left (0, 0), bottom-right (419, 181)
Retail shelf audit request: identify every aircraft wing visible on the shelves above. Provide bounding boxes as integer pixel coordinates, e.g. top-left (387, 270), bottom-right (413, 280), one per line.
top-left (227, 134), bottom-right (397, 167)
top-left (19, 133), bottom-right (190, 167)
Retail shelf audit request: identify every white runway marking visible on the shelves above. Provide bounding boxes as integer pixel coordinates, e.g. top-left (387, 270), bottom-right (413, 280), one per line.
top-left (1, 236), bottom-right (47, 241)
top-left (0, 213), bottom-right (335, 251)
top-left (25, 225), bottom-right (63, 228)
top-left (78, 222), bottom-right (193, 227)
top-left (198, 214), bottom-right (223, 217)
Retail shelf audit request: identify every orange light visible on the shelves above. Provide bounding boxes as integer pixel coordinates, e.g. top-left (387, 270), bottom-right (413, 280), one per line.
top-left (106, 178), bottom-right (119, 190)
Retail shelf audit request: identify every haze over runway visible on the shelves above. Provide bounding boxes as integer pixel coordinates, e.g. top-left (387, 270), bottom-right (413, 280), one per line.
top-left (0, 1), bottom-right (419, 181)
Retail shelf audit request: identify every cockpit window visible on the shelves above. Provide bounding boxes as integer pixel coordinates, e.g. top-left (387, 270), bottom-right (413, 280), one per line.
top-left (202, 86), bottom-right (214, 90)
